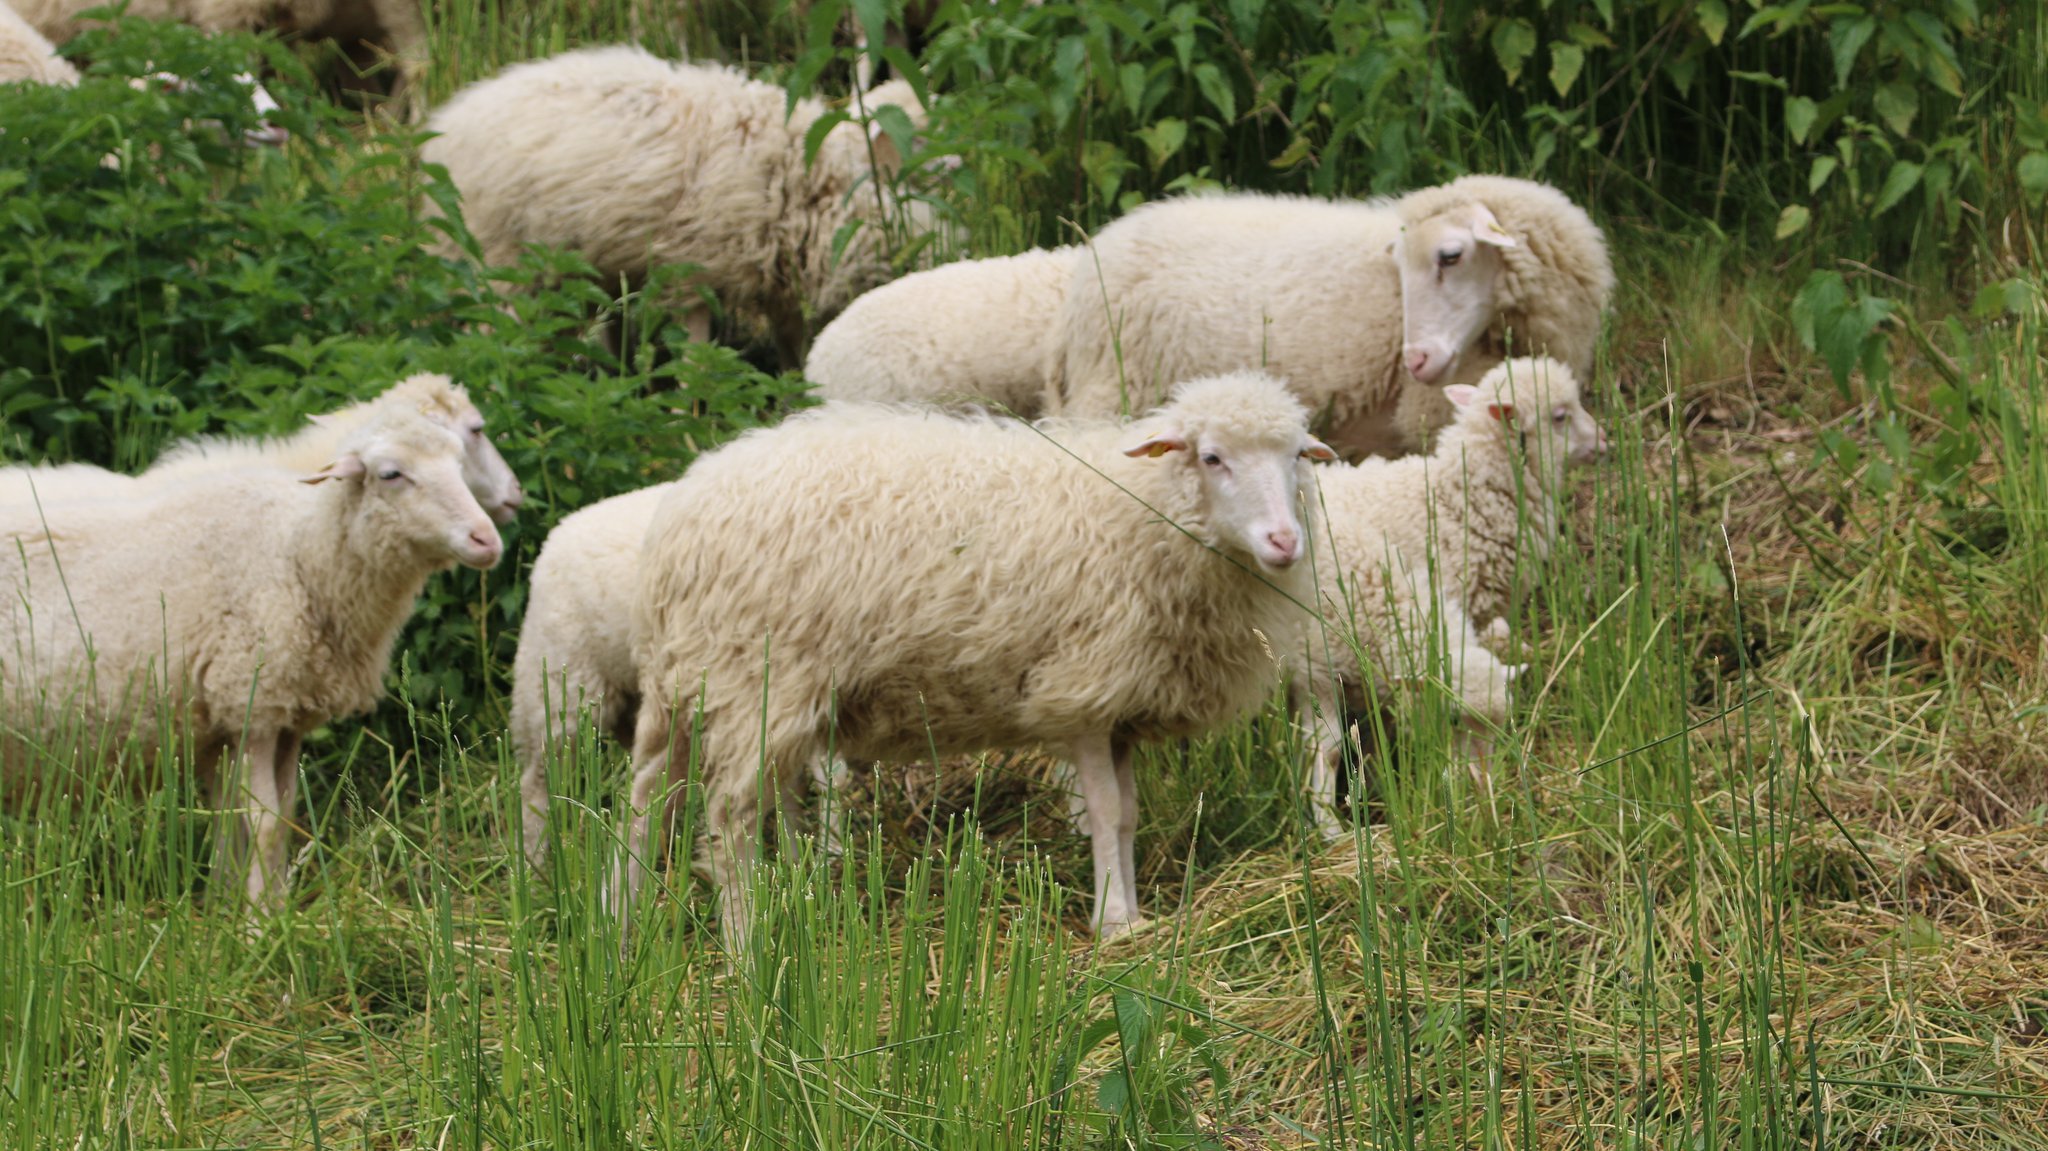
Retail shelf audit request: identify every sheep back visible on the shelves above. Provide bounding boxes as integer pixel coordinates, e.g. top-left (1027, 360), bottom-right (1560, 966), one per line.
top-left (806, 246), bottom-right (1077, 417)
top-left (1048, 193), bottom-right (1405, 432)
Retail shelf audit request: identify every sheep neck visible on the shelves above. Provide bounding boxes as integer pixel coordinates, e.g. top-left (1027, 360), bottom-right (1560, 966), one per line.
top-left (1426, 418), bottom-right (1563, 578)
top-left (285, 481), bottom-right (442, 704)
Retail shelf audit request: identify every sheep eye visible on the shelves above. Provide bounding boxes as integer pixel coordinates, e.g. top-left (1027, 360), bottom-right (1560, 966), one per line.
top-left (378, 467), bottom-right (405, 482)
top-left (467, 423), bottom-right (485, 437)
top-left (1552, 409), bottom-right (1569, 424)
top-left (1200, 452), bottom-right (1223, 467)
top-left (1438, 246), bottom-right (1463, 267)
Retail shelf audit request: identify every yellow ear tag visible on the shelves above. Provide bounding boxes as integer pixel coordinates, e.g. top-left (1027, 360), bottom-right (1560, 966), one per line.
top-left (1144, 443), bottom-right (1176, 458)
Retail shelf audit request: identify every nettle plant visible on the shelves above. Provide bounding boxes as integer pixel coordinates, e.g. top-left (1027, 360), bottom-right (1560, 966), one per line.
top-left (915, 0), bottom-right (1468, 246)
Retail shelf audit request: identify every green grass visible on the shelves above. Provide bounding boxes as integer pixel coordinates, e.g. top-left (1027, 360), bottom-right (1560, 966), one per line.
top-left (6, 3), bottom-right (2048, 1148)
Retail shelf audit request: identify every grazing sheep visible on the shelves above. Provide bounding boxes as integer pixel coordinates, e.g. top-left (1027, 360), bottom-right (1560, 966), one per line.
top-left (0, 399), bottom-right (505, 910)
top-left (806, 246), bottom-right (1076, 417)
top-left (622, 372), bottom-right (1334, 945)
top-left (1047, 177), bottom-right (1611, 457)
top-left (509, 481), bottom-right (671, 871)
top-left (422, 46), bottom-right (931, 367)
top-left (1296, 356), bottom-right (1607, 835)
top-left (0, 373), bottom-right (525, 523)
top-left (0, 0), bottom-right (76, 84)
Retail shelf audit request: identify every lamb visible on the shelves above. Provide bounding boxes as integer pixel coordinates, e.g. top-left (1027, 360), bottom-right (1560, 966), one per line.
top-left (1296, 356), bottom-right (1607, 836)
top-left (421, 46), bottom-right (931, 368)
top-left (806, 246), bottom-right (1077, 417)
top-left (0, 0), bottom-right (76, 84)
top-left (508, 481), bottom-right (671, 871)
top-left (0, 373), bottom-right (525, 523)
top-left (621, 372), bottom-right (1334, 946)
top-left (1046, 176), bottom-right (1612, 457)
top-left (0, 396), bottom-right (505, 910)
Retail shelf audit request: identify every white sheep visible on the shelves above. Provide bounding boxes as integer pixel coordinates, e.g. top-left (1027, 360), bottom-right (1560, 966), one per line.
top-left (421, 46), bottom-right (931, 367)
top-left (0, 373), bottom-right (525, 523)
top-left (1047, 176), bottom-right (1612, 457)
top-left (806, 246), bottom-right (1076, 415)
top-left (1297, 356), bottom-right (1607, 835)
top-left (508, 480), bottom-right (671, 872)
top-left (0, 0), bottom-right (76, 84)
top-left (621, 372), bottom-right (1334, 946)
top-left (0, 394), bottom-right (504, 910)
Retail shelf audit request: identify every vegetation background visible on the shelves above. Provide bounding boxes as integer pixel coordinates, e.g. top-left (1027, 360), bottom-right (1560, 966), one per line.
top-left (2, 0), bottom-right (2045, 1146)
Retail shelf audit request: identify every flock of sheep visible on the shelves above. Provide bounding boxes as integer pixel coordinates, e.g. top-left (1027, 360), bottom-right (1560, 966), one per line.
top-left (1, 30), bottom-right (1620, 947)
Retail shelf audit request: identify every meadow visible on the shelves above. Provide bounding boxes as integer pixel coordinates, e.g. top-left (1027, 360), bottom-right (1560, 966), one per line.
top-left (2, 0), bottom-right (2046, 1146)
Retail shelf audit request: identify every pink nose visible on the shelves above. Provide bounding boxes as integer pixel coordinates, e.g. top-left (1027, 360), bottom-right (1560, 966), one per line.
top-left (1264, 528), bottom-right (1300, 567)
top-left (1405, 347), bottom-right (1440, 382)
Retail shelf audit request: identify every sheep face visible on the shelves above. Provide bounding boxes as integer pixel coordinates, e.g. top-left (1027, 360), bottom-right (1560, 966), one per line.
top-left (1444, 357), bottom-right (1609, 478)
top-left (1123, 414), bottom-right (1335, 573)
top-left (1394, 203), bottom-right (1518, 385)
top-left (447, 397), bottom-right (524, 524)
top-left (308, 421), bottom-right (504, 572)
top-left (128, 70), bottom-right (290, 150)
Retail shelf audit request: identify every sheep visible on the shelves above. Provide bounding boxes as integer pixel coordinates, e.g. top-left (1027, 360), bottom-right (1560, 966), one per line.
top-left (620, 372), bottom-right (1335, 946)
top-left (805, 246), bottom-right (1077, 417)
top-left (0, 0), bottom-right (76, 84)
top-left (1296, 356), bottom-right (1607, 836)
top-left (0, 373), bottom-right (525, 524)
top-left (0, 395), bottom-right (505, 910)
top-left (421, 46), bottom-right (932, 368)
top-left (1046, 176), bottom-right (1612, 458)
top-left (508, 481), bottom-right (671, 872)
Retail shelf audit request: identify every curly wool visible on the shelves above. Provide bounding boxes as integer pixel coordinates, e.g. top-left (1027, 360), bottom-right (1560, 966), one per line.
top-left (0, 0), bottom-right (75, 84)
top-left (0, 403), bottom-right (498, 792)
top-left (0, 374), bottom-right (523, 522)
top-left (1047, 178), bottom-right (1612, 457)
top-left (508, 481), bottom-right (671, 869)
top-left (627, 372), bottom-right (1322, 934)
top-left (806, 246), bottom-right (1078, 417)
top-left (422, 47), bottom-right (927, 359)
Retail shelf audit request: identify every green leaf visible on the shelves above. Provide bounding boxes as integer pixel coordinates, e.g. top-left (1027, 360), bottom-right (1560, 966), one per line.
top-left (1491, 18), bottom-right (1537, 85)
top-left (2018, 151), bottom-right (2048, 206)
top-left (801, 109), bottom-right (851, 168)
top-left (1828, 15), bottom-right (1875, 91)
top-left (1270, 133), bottom-right (1314, 169)
top-left (1192, 61), bottom-right (1236, 121)
top-left (1118, 62), bottom-right (1145, 114)
top-left (1567, 21), bottom-right (1614, 47)
top-left (1134, 117), bottom-right (1189, 173)
top-left (1873, 83), bottom-right (1919, 137)
top-left (1080, 140), bottom-right (1134, 205)
top-left (1729, 70), bottom-right (1788, 90)
top-left (1786, 96), bottom-right (1819, 144)
top-left (1549, 43), bottom-right (1585, 96)
top-left (1589, 0), bottom-right (1612, 27)
top-left (1697, 0), bottom-right (1729, 45)
top-left (1664, 51), bottom-right (1700, 97)
top-left (1774, 203), bottom-right (1812, 239)
top-left (1809, 155), bottom-right (1839, 192)
top-left (1872, 159), bottom-right (1924, 215)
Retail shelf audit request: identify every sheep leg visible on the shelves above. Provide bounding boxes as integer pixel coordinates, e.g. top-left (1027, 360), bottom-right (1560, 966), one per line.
top-left (614, 744), bottom-right (669, 915)
top-left (240, 729), bottom-right (302, 914)
top-left (703, 768), bottom-right (763, 952)
top-left (1300, 677), bottom-right (1351, 841)
top-left (1112, 738), bottom-right (1142, 922)
top-left (1071, 733), bottom-right (1139, 938)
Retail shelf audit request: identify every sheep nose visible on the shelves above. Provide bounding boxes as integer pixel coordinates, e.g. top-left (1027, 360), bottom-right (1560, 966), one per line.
top-left (1404, 347), bottom-right (1443, 383)
top-left (1264, 528), bottom-right (1300, 567)
top-left (244, 124), bottom-right (290, 149)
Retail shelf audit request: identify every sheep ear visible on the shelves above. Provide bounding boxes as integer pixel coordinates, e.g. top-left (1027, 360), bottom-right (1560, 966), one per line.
top-left (1486, 403), bottom-right (1517, 423)
top-left (1123, 433), bottom-right (1189, 459)
top-left (1471, 205), bottom-right (1518, 248)
top-left (301, 454), bottom-right (366, 485)
top-left (1443, 385), bottom-right (1481, 408)
top-left (1301, 437), bottom-right (1338, 462)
